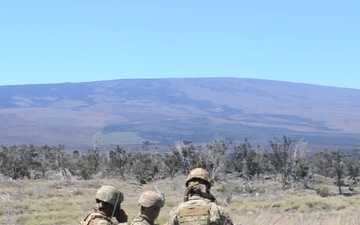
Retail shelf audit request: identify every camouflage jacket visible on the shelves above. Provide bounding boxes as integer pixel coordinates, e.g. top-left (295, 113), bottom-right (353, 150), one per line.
top-left (130, 214), bottom-right (156, 225)
top-left (167, 195), bottom-right (233, 225)
top-left (79, 208), bottom-right (116, 225)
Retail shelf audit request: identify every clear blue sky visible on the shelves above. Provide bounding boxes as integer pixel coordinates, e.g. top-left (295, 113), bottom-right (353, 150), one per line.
top-left (1, 1), bottom-right (359, 89)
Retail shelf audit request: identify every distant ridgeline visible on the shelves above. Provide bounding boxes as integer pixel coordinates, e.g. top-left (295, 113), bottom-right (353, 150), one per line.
top-left (1, 78), bottom-right (360, 150)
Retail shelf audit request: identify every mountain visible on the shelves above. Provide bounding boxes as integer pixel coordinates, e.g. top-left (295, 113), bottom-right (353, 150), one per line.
top-left (1, 78), bottom-right (360, 151)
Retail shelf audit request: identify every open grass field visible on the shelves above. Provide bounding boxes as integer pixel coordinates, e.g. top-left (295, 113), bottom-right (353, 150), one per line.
top-left (0, 176), bottom-right (359, 225)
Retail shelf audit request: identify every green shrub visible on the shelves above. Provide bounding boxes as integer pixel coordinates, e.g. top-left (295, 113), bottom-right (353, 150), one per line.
top-left (315, 186), bottom-right (330, 197)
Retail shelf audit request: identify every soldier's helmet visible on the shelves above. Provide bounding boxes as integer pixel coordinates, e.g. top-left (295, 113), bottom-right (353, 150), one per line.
top-left (185, 167), bottom-right (211, 187)
top-left (138, 191), bottom-right (165, 208)
top-left (95, 185), bottom-right (124, 207)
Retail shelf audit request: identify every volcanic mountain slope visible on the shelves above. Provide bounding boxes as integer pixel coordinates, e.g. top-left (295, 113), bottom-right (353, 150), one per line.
top-left (1, 78), bottom-right (360, 150)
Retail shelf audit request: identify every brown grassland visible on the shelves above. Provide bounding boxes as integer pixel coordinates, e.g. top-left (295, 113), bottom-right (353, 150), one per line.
top-left (0, 175), bottom-right (359, 225)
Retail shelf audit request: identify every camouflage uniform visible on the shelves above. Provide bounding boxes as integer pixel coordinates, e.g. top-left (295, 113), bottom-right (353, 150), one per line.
top-left (131, 214), bottom-right (154, 225)
top-left (167, 168), bottom-right (233, 225)
top-left (131, 191), bottom-right (165, 225)
top-left (80, 185), bottom-right (127, 225)
top-left (79, 207), bottom-right (116, 225)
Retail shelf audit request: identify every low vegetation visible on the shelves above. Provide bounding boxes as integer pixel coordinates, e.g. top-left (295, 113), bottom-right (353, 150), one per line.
top-left (0, 177), bottom-right (359, 225)
top-left (1, 135), bottom-right (360, 224)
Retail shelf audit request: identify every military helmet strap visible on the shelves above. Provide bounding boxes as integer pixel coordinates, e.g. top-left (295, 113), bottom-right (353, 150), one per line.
top-left (110, 193), bottom-right (121, 219)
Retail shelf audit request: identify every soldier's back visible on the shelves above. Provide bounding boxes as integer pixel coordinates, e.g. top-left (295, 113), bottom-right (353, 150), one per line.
top-left (168, 196), bottom-right (233, 225)
top-left (130, 215), bottom-right (153, 225)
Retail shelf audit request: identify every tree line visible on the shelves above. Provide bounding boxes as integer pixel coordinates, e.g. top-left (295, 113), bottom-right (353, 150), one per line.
top-left (1, 136), bottom-right (359, 194)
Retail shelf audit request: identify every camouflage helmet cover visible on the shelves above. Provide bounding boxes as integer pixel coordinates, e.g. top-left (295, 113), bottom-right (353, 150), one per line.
top-left (95, 185), bottom-right (124, 207)
top-left (138, 191), bottom-right (165, 208)
top-left (185, 168), bottom-right (211, 187)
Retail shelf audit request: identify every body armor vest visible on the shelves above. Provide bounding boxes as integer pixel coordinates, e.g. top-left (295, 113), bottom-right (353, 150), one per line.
top-left (177, 199), bottom-right (211, 225)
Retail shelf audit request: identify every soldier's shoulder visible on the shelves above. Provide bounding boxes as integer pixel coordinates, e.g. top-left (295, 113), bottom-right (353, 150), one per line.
top-left (79, 210), bottom-right (108, 225)
top-left (131, 216), bottom-right (149, 225)
top-left (132, 216), bottom-right (144, 222)
top-left (130, 220), bottom-right (149, 225)
top-left (92, 218), bottom-right (111, 225)
top-left (209, 202), bottom-right (232, 217)
top-left (130, 222), bottom-right (143, 225)
top-left (169, 204), bottom-right (182, 214)
top-left (209, 201), bottom-right (226, 210)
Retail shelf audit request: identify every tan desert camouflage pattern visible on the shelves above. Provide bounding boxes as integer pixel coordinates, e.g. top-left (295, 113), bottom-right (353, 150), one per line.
top-left (79, 208), bottom-right (116, 225)
top-left (130, 214), bottom-right (156, 225)
top-left (138, 191), bottom-right (165, 208)
top-left (95, 185), bottom-right (124, 207)
top-left (185, 168), bottom-right (211, 187)
top-left (167, 195), bottom-right (233, 225)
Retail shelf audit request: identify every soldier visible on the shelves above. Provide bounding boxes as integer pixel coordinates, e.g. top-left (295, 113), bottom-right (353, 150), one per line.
top-left (79, 185), bottom-right (128, 225)
top-left (131, 190), bottom-right (165, 225)
top-left (167, 168), bottom-right (234, 225)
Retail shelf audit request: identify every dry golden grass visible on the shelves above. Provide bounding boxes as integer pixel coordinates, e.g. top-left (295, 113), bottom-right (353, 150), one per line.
top-left (0, 176), bottom-right (359, 225)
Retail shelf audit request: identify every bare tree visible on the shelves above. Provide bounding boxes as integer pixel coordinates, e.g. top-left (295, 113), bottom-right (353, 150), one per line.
top-left (142, 141), bottom-right (162, 179)
top-left (163, 152), bottom-right (181, 180)
top-left (228, 138), bottom-right (260, 178)
top-left (0, 145), bottom-right (32, 179)
top-left (32, 145), bottom-right (54, 178)
top-left (203, 138), bottom-right (232, 180)
top-left (345, 149), bottom-right (360, 191)
top-left (89, 129), bottom-right (102, 173)
top-left (170, 140), bottom-right (200, 175)
top-left (331, 150), bottom-right (346, 194)
top-left (311, 149), bottom-right (333, 177)
top-left (290, 139), bottom-right (310, 188)
top-left (129, 152), bottom-right (153, 185)
top-left (267, 136), bottom-right (296, 188)
top-left (108, 145), bottom-right (128, 180)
